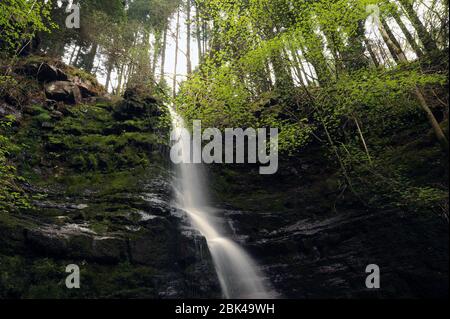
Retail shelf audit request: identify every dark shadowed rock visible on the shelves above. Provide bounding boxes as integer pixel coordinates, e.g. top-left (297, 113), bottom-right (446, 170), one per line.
top-left (20, 62), bottom-right (68, 82)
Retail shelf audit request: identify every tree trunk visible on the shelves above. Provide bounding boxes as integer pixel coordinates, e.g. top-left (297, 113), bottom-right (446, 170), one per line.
top-left (379, 15), bottom-right (448, 153)
top-left (203, 19), bottom-right (208, 55)
top-left (68, 45), bottom-right (77, 65)
top-left (288, 46), bottom-right (308, 86)
top-left (152, 31), bottom-right (162, 81)
top-left (105, 62), bottom-right (113, 92)
top-left (173, 8), bottom-right (181, 98)
top-left (414, 87), bottom-right (449, 154)
top-left (116, 64), bottom-right (125, 96)
top-left (379, 19), bottom-right (407, 62)
top-left (391, 9), bottom-right (424, 58)
top-left (186, 0), bottom-right (192, 75)
top-left (84, 42), bottom-right (98, 73)
top-left (398, 0), bottom-right (438, 54)
top-left (73, 46), bottom-right (82, 66)
top-left (160, 23), bottom-right (168, 84)
top-left (195, 3), bottom-right (203, 63)
top-left (364, 38), bottom-right (380, 67)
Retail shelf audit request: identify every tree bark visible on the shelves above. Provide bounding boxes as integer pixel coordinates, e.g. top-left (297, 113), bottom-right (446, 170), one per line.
top-left (160, 23), bottom-right (168, 84)
top-left (379, 19), bottom-right (407, 62)
top-left (84, 42), bottom-right (98, 73)
top-left (152, 30), bottom-right (162, 81)
top-left (195, 3), bottom-right (203, 63)
top-left (398, 0), bottom-right (438, 54)
top-left (73, 46), bottom-right (82, 66)
top-left (186, 0), bottom-right (192, 75)
top-left (364, 38), bottom-right (380, 67)
top-left (173, 8), bottom-right (181, 98)
top-left (391, 9), bottom-right (424, 58)
top-left (105, 62), bottom-right (113, 92)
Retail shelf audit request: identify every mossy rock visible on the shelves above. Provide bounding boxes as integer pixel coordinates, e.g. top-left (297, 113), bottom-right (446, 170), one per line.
top-left (114, 86), bottom-right (162, 120)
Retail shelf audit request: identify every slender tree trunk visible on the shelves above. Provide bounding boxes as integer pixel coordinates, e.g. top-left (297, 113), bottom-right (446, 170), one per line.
top-left (105, 62), bottom-right (113, 92)
top-left (68, 45), bottom-right (77, 65)
top-left (299, 18), bottom-right (330, 85)
top-left (354, 115), bottom-right (372, 164)
top-left (264, 61), bottom-right (274, 90)
top-left (73, 46), bottom-right (82, 66)
top-left (203, 19), bottom-right (208, 55)
top-left (116, 64), bottom-right (125, 96)
top-left (379, 19), bottom-right (407, 62)
top-left (364, 38), bottom-right (380, 67)
top-left (195, 3), bottom-right (203, 63)
top-left (391, 9), bottom-right (424, 58)
top-left (173, 8), bottom-right (181, 98)
top-left (186, 0), bottom-right (192, 75)
top-left (398, 0), bottom-right (438, 54)
top-left (301, 41), bottom-right (329, 86)
top-left (152, 31), bottom-right (162, 81)
top-left (288, 46), bottom-right (308, 86)
top-left (84, 42), bottom-right (98, 73)
top-left (414, 87), bottom-right (449, 153)
top-left (323, 29), bottom-right (345, 75)
top-left (160, 23), bottom-right (168, 84)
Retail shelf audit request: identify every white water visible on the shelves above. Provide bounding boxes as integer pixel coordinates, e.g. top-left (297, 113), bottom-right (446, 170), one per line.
top-left (169, 107), bottom-right (275, 299)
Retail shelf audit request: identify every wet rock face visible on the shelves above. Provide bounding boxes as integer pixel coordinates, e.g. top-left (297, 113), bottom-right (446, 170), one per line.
top-left (0, 174), bottom-right (221, 298)
top-left (225, 209), bottom-right (448, 298)
top-left (0, 71), bottom-right (219, 298)
top-left (211, 154), bottom-right (449, 299)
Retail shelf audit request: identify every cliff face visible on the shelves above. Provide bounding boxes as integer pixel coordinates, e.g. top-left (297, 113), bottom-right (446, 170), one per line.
top-left (1, 56), bottom-right (448, 299)
top-left (0, 58), bottom-right (220, 298)
top-left (210, 145), bottom-right (449, 298)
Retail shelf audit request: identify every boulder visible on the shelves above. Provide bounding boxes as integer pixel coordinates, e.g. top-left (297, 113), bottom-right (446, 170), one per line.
top-left (71, 76), bottom-right (100, 98)
top-left (0, 102), bottom-right (22, 120)
top-left (21, 62), bottom-right (68, 82)
top-left (45, 81), bottom-right (82, 104)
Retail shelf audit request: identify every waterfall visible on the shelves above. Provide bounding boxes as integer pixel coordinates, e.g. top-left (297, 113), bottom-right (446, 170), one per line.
top-left (168, 107), bottom-right (275, 299)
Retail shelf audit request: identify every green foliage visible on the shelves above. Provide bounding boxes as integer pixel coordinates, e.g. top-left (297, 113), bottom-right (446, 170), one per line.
top-left (0, 0), bottom-right (54, 54)
top-left (175, 0), bottom-right (448, 216)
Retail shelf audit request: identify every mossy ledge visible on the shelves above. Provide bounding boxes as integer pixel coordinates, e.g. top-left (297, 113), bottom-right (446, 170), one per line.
top-left (0, 57), bottom-right (220, 298)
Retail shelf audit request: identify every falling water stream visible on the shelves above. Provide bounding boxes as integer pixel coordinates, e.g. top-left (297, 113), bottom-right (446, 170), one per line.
top-left (168, 106), bottom-right (275, 299)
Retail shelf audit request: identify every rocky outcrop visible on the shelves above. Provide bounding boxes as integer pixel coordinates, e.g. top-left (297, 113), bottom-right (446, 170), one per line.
top-left (222, 208), bottom-right (448, 298)
top-left (45, 81), bottom-right (82, 104)
top-left (0, 80), bottom-right (219, 298)
top-left (0, 175), bottom-right (221, 298)
top-left (15, 58), bottom-right (105, 106)
top-left (71, 76), bottom-right (101, 98)
top-left (211, 148), bottom-right (449, 299)
top-left (114, 86), bottom-right (161, 120)
top-left (20, 61), bottom-right (68, 82)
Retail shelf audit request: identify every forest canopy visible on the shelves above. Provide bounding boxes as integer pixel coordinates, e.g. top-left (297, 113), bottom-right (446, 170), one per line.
top-left (0, 0), bottom-right (449, 215)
